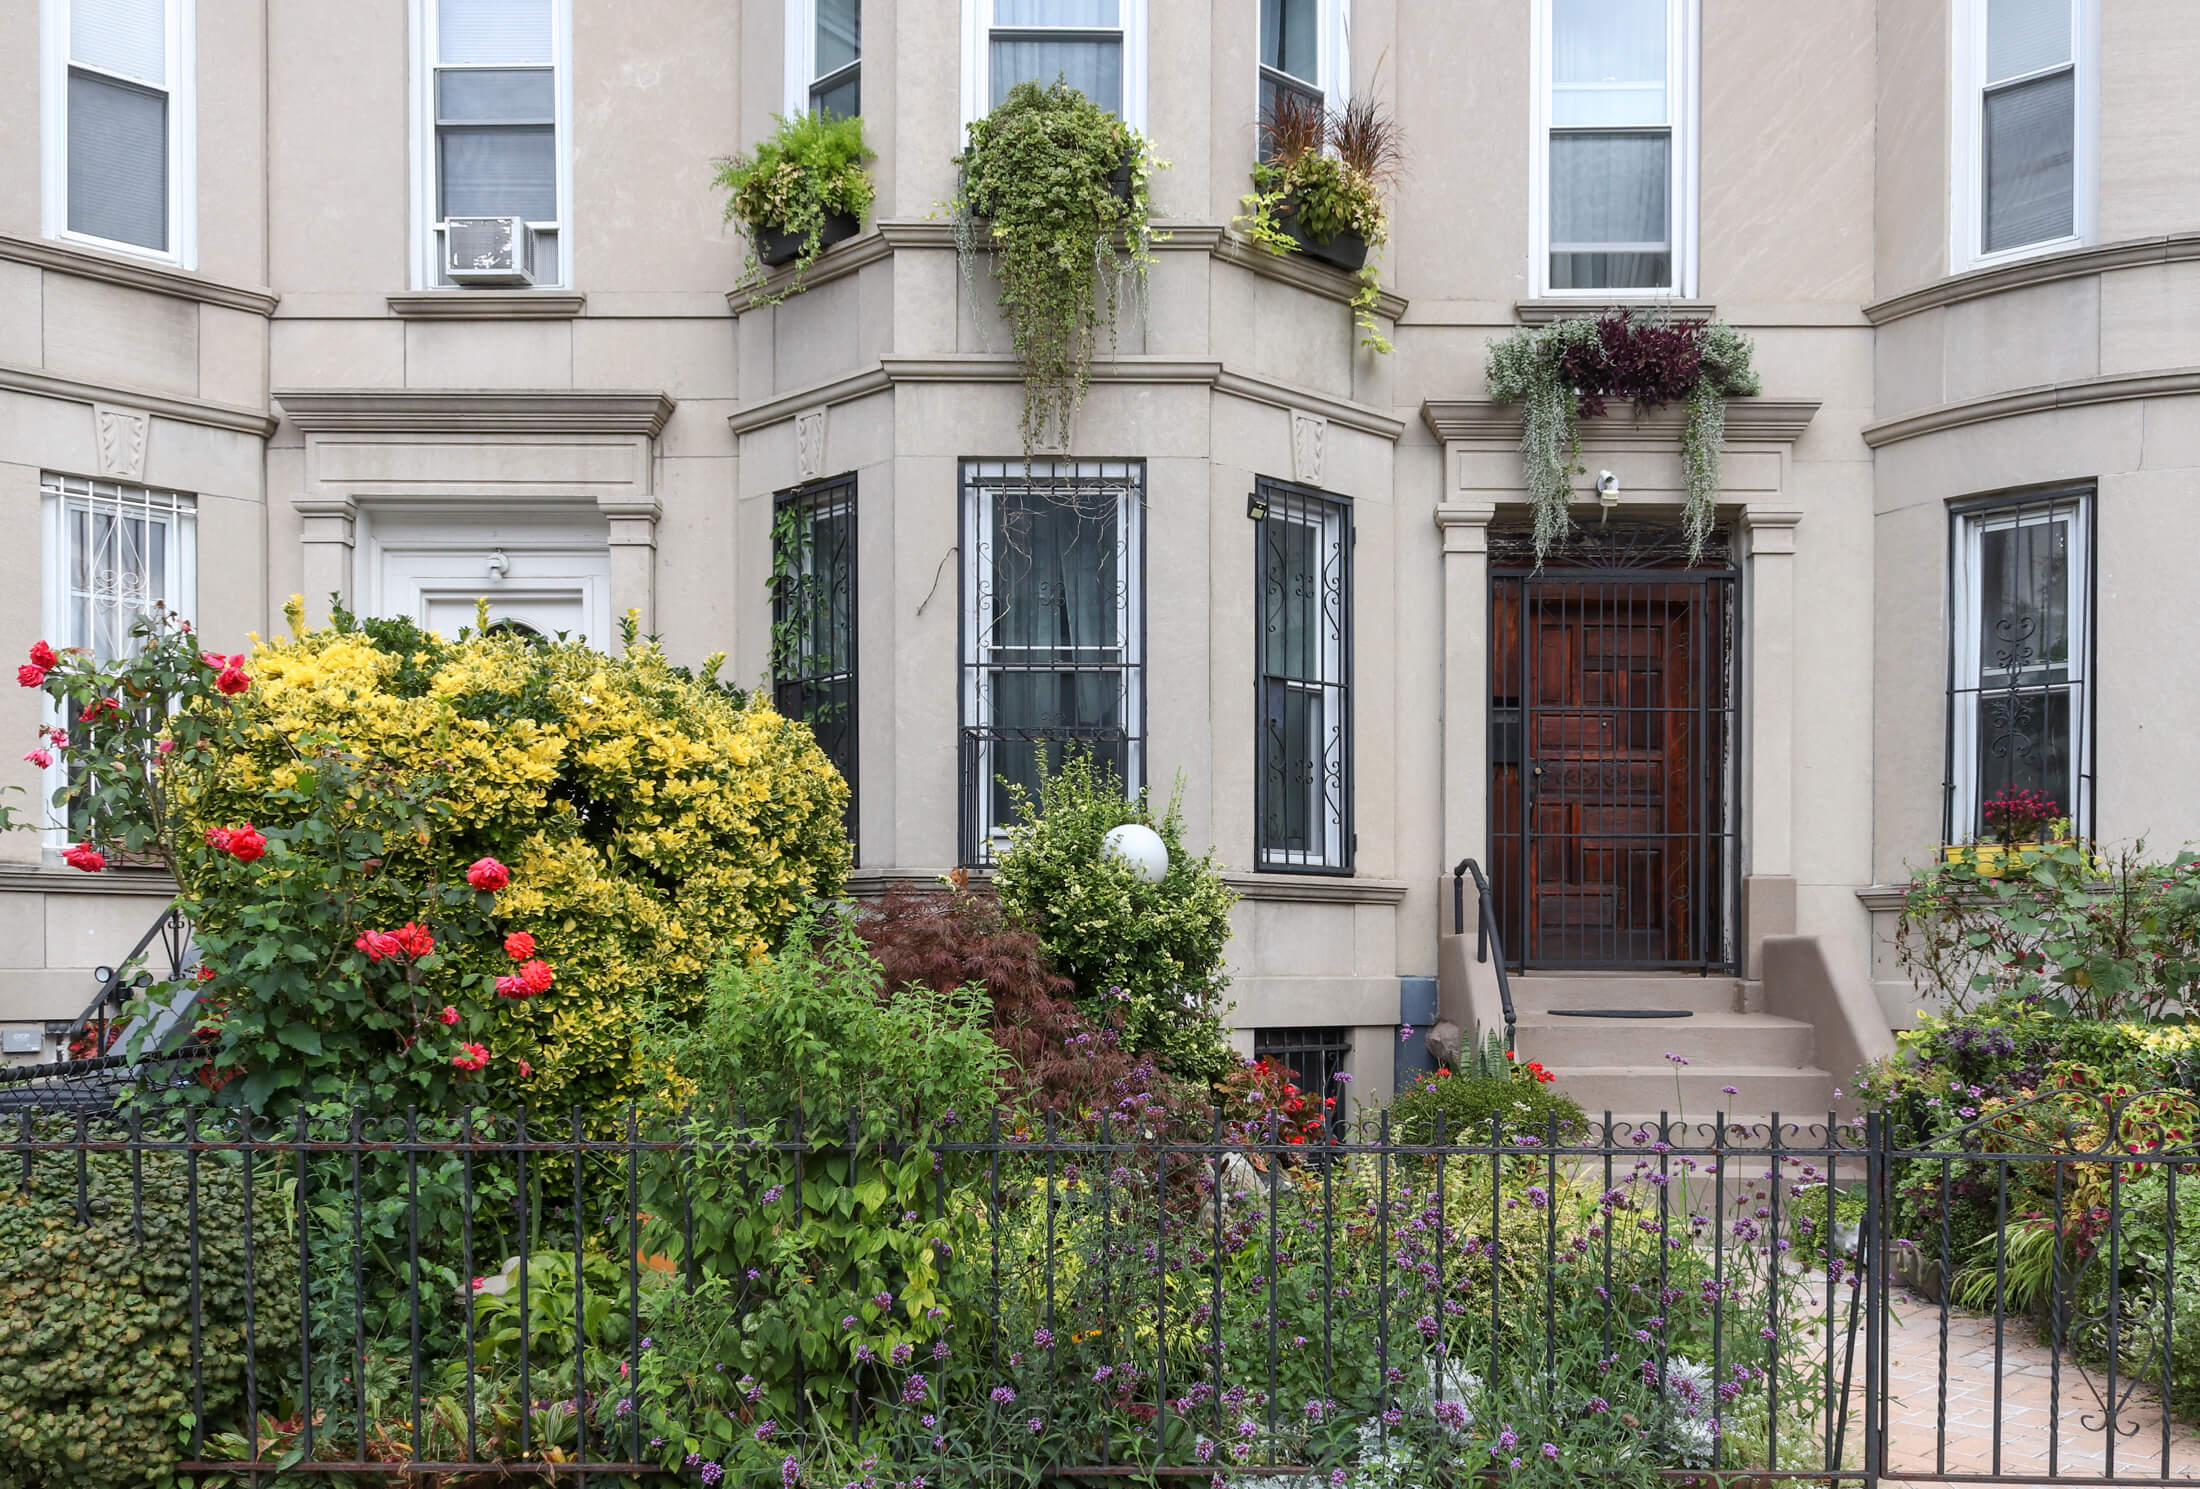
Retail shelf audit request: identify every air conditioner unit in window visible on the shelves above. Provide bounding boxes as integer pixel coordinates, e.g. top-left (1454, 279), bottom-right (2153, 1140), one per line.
top-left (444, 216), bottom-right (535, 285)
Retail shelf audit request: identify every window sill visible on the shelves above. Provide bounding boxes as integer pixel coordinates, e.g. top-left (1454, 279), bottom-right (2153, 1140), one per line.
top-left (1864, 234), bottom-right (2196, 325)
top-left (0, 861), bottom-right (178, 897)
top-left (1515, 298), bottom-right (1717, 325)
top-left (386, 290), bottom-right (587, 320)
top-left (0, 233), bottom-right (279, 316)
top-left (1224, 873), bottom-right (1408, 905)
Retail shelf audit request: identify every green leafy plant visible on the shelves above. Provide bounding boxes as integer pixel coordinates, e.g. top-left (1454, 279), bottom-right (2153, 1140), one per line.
top-left (952, 79), bottom-right (1161, 453)
top-left (1484, 310), bottom-right (1760, 562)
top-left (1236, 90), bottom-right (1404, 352)
top-left (1388, 1065), bottom-right (1587, 1146)
top-left (990, 749), bottom-right (1237, 1082)
top-left (715, 110), bottom-right (875, 303)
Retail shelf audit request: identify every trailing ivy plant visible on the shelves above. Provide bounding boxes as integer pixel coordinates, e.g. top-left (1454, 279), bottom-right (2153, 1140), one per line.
top-left (1484, 310), bottom-right (1760, 561)
top-left (714, 110), bottom-right (875, 304)
top-left (952, 80), bottom-right (1160, 454)
top-left (1236, 91), bottom-right (1404, 353)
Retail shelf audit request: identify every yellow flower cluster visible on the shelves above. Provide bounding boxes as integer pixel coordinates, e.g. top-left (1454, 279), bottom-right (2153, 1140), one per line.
top-left (187, 615), bottom-right (850, 1111)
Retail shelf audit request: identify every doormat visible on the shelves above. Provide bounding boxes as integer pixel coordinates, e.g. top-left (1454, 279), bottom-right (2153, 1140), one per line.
top-left (1545, 1009), bottom-right (1694, 1019)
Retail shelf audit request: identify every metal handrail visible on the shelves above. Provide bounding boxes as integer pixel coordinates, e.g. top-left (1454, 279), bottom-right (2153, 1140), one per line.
top-left (1450, 857), bottom-right (1517, 1052)
top-left (67, 905), bottom-right (194, 1053)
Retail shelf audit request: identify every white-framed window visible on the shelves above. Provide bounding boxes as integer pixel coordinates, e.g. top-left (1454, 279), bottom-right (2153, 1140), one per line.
top-left (959, 459), bottom-right (1145, 864)
top-left (1951, 0), bottom-right (2095, 273)
top-left (1529, 0), bottom-right (1697, 297)
top-left (785, 0), bottom-right (860, 118)
top-left (1947, 487), bottom-right (2093, 844)
top-left (412, 0), bottom-right (572, 288)
top-left (39, 0), bottom-right (196, 265)
top-left (1257, 0), bottom-right (1348, 139)
top-left (38, 473), bottom-right (197, 844)
top-left (1254, 479), bottom-right (1352, 874)
top-left (961, 0), bottom-right (1148, 129)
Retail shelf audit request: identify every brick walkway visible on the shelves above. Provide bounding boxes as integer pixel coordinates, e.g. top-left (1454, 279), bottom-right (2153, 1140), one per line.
top-left (1880, 1284), bottom-right (2200, 1484)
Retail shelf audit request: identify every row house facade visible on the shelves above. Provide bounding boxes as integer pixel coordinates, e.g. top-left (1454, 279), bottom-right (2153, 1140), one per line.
top-left (1, 0), bottom-right (2192, 1117)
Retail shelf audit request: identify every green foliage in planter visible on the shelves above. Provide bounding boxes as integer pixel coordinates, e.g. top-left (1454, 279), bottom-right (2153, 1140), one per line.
top-left (1484, 310), bottom-right (1760, 563)
top-left (0, 1132), bottom-right (297, 1488)
top-left (990, 750), bottom-right (1237, 1084)
top-left (1388, 1066), bottom-right (1588, 1146)
top-left (715, 110), bottom-right (875, 303)
top-left (953, 80), bottom-right (1160, 453)
top-left (1236, 92), bottom-right (1403, 352)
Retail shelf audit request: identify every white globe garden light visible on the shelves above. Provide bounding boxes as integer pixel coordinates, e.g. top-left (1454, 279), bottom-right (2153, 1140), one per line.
top-left (1102, 823), bottom-right (1170, 884)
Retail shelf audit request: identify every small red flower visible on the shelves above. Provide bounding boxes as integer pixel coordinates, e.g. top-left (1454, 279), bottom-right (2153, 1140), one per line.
top-left (466, 857), bottom-right (511, 892)
top-left (215, 666), bottom-right (251, 696)
top-left (196, 965), bottom-right (216, 982)
top-left (355, 930), bottom-right (398, 962)
top-left (516, 1059), bottom-right (533, 1078)
top-left (16, 664), bottom-right (45, 688)
top-left (61, 842), bottom-right (105, 873)
top-left (27, 642), bottom-right (57, 669)
top-left (439, 1005), bottom-right (460, 1026)
top-left (22, 748), bottom-right (51, 769)
top-left (504, 931), bottom-right (536, 960)
top-left (355, 922), bottom-right (435, 963)
top-left (224, 826), bottom-right (268, 863)
top-left (497, 958), bottom-right (556, 998)
top-left (452, 1042), bottom-right (490, 1072)
top-left (205, 827), bottom-right (233, 852)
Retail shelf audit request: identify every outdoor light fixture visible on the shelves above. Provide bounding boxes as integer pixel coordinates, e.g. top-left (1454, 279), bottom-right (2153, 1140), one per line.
top-left (1103, 822), bottom-right (1170, 884)
top-left (487, 548), bottom-right (510, 579)
top-left (1246, 489), bottom-right (1269, 521)
top-left (1595, 469), bottom-right (1621, 520)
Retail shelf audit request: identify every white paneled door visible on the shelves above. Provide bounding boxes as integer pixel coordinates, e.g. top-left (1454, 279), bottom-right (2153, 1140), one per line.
top-left (365, 509), bottom-right (611, 646)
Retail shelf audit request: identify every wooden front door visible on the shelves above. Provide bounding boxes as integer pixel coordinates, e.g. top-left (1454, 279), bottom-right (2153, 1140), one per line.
top-left (1490, 553), bottom-right (1738, 971)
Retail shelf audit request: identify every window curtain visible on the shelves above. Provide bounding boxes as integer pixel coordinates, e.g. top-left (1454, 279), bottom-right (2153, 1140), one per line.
top-left (991, 0), bottom-right (1122, 112)
top-left (1983, 70), bottom-right (2074, 252)
top-left (1549, 0), bottom-right (1671, 289)
top-left (68, 71), bottom-right (167, 248)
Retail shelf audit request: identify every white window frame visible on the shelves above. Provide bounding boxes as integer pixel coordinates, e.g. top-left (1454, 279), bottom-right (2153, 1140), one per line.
top-left (409, 0), bottom-right (574, 290)
top-left (959, 459), bottom-right (1145, 863)
top-left (960, 0), bottom-right (1148, 131)
top-left (1254, 0), bottom-right (1350, 132)
top-left (785, 0), bottom-right (861, 117)
top-left (1950, 0), bottom-right (2097, 275)
top-left (38, 473), bottom-right (198, 853)
top-left (39, 0), bottom-right (197, 267)
top-left (1948, 490), bottom-right (2093, 844)
top-left (1527, 0), bottom-right (1698, 299)
top-left (1254, 481), bottom-right (1352, 874)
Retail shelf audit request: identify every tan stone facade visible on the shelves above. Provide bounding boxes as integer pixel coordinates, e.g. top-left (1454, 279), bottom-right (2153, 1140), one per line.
top-left (2, 0), bottom-right (2193, 1104)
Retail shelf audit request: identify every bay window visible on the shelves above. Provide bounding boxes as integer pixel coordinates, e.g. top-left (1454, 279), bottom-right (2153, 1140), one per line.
top-left (1258, 0), bottom-right (1347, 141)
top-left (963, 0), bottom-right (1146, 127)
top-left (42, 0), bottom-right (193, 262)
top-left (787, 0), bottom-right (860, 118)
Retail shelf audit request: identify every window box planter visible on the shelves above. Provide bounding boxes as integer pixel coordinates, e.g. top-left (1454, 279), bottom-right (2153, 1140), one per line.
top-left (1276, 196), bottom-right (1369, 272)
top-left (755, 209), bottom-right (863, 268)
top-left (1939, 838), bottom-right (2104, 878)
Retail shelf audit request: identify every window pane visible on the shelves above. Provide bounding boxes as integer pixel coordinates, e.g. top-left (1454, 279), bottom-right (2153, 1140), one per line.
top-left (1550, 128), bottom-right (1669, 287)
top-left (1979, 518), bottom-right (2071, 684)
top-left (1987, 0), bottom-right (2071, 83)
top-left (1975, 689), bottom-right (2073, 821)
top-left (437, 68), bottom-right (554, 122)
top-left (1261, 0), bottom-right (1318, 83)
top-left (995, 0), bottom-right (1118, 24)
top-left (1260, 70), bottom-right (1324, 152)
top-left (811, 67), bottom-right (860, 120)
top-left (817, 0), bottom-right (860, 77)
top-left (67, 70), bottom-right (167, 249)
top-left (438, 125), bottom-right (558, 220)
top-left (438, 0), bottom-right (552, 64)
top-left (986, 489), bottom-right (1124, 657)
top-left (1983, 69), bottom-right (2074, 253)
top-left (71, 0), bottom-right (165, 83)
top-left (1552, 0), bottom-right (1667, 127)
top-left (992, 36), bottom-right (1121, 111)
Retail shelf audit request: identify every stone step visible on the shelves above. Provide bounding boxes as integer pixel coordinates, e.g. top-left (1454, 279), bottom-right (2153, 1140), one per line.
top-left (1505, 973), bottom-right (1743, 1017)
top-left (1543, 1064), bottom-right (1839, 1126)
top-left (1511, 1010), bottom-right (1816, 1069)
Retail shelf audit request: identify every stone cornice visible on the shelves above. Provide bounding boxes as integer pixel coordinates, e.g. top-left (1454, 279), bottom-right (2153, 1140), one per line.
top-left (1860, 367), bottom-right (2200, 448)
top-left (1865, 234), bottom-right (2200, 325)
top-left (1210, 234), bottom-right (1409, 320)
top-left (0, 863), bottom-right (178, 898)
top-left (1222, 873), bottom-right (1410, 905)
top-left (274, 389), bottom-right (677, 437)
top-left (385, 290), bottom-right (588, 319)
top-left (727, 230), bottom-right (900, 312)
top-left (1513, 298), bottom-right (1719, 326)
top-left (727, 357), bottom-right (1406, 439)
top-left (1420, 398), bottom-right (1821, 446)
top-left (0, 232), bottom-right (280, 316)
top-left (0, 362), bottom-right (278, 437)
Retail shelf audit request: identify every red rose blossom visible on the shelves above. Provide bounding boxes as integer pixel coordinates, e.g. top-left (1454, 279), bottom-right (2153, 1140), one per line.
top-left (517, 958), bottom-right (554, 995)
top-left (466, 857), bottom-right (511, 892)
top-left (215, 666), bottom-right (251, 696)
top-left (452, 1042), bottom-right (490, 1072)
top-left (503, 931), bottom-right (536, 960)
top-left (205, 827), bottom-right (233, 852)
top-left (61, 842), bottom-right (105, 873)
top-left (17, 665), bottom-right (46, 688)
top-left (27, 641), bottom-right (56, 669)
top-left (439, 1005), bottom-right (460, 1026)
top-left (224, 826), bottom-right (268, 863)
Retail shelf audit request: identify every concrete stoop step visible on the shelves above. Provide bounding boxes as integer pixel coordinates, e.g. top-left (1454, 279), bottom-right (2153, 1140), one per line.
top-left (1504, 974), bottom-right (1837, 1126)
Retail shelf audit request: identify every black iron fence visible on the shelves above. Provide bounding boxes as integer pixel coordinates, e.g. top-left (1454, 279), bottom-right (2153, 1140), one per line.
top-left (2, 1096), bottom-right (2197, 1487)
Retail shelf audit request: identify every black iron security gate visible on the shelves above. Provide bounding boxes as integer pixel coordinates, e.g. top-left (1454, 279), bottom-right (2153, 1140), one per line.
top-left (1489, 525), bottom-right (1740, 972)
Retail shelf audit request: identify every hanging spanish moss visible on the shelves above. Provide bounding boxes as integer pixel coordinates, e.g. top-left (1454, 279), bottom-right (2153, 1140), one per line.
top-left (1484, 310), bottom-right (1760, 563)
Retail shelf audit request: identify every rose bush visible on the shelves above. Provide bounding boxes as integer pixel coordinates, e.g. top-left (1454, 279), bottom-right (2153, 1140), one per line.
top-left (12, 600), bottom-right (851, 1114)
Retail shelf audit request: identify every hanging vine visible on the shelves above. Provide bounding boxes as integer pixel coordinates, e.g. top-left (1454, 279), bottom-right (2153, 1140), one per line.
top-left (952, 80), bottom-right (1161, 455)
top-left (1484, 310), bottom-right (1760, 562)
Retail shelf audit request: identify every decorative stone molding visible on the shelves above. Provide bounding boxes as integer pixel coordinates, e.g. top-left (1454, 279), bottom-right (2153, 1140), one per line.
top-left (1739, 506), bottom-right (1803, 554)
top-left (0, 363), bottom-right (277, 437)
top-left (1860, 367), bottom-right (2200, 448)
top-left (1513, 299), bottom-right (1719, 326)
top-left (0, 863), bottom-right (178, 897)
top-left (1290, 410), bottom-right (1327, 486)
top-left (1432, 500), bottom-right (1499, 554)
top-left (1864, 232), bottom-right (2200, 325)
top-left (1222, 873), bottom-right (1410, 905)
top-left (794, 406), bottom-right (829, 480)
top-left (0, 232), bottom-right (280, 316)
top-left (275, 389), bottom-right (676, 437)
top-left (92, 404), bottom-right (149, 481)
top-left (385, 291), bottom-right (587, 320)
top-left (1421, 398), bottom-right (1821, 447)
top-left (1210, 234), bottom-right (1410, 321)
